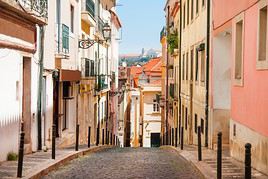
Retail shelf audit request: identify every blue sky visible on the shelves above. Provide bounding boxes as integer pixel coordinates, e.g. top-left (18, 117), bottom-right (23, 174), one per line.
top-left (116, 0), bottom-right (166, 55)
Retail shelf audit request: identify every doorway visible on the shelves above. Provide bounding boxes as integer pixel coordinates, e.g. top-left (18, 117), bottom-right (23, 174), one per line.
top-left (151, 133), bottom-right (160, 147)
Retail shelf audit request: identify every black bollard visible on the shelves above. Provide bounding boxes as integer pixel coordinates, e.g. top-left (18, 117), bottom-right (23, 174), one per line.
top-left (245, 143), bottom-right (252, 179)
top-left (52, 124), bottom-right (56, 159)
top-left (181, 127), bottom-right (184, 150)
top-left (113, 134), bottom-right (115, 145)
top-left (88, 126), bottom-right (91, 148)
top-left (107, 131), bottom-right (110, 145)
top-left (17, 131), bottom-right (25, 178)
top-left (102, 129), bottom-right (105, 145)
top-left (217, 132), bottom-right (222, 179)
top-left (96, 127), bottom-right (99, 146)
top-left (106, 129), bottom-right (108, 145)
top-left (198, 126), bottom-right (202, 161)
top-left (172, 128), bottom-right (174, 146)
top-left (75, 124), bottom-right (79, 151)
top-left (175, 128), bottom-right (178, 147)
top-left (110, 133), bottom-right (112, 145)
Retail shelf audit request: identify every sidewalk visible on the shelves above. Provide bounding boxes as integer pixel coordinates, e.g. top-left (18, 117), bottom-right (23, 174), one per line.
top-left (166, 145), bottom-right (267, 179)
top-left (0, 145), bottom-right (113, 179)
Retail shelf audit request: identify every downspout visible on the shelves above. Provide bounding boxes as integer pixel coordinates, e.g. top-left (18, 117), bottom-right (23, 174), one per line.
top-left (178, 0), bottom-right (182, 145)
top-left (37, 25), bottom-right (45, 150)
top-left (165, 6), bottom-right (170, 145)
top-left (205, 0), bottom-right (211, 147)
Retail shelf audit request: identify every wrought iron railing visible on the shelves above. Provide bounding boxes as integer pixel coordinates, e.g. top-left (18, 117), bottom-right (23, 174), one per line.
top-left (55, 23), bottom-right (69, 55)
top-left (17, 0), bottom-right (48, 18)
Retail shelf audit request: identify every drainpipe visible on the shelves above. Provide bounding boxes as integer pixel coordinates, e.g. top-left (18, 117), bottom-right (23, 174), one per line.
top-left (205, 0), bottom-right (211, 147)
top-left (178, 0), bottom-right (182, 145)
top-left (37, 25), bottom-right (45, 150)
top-left (165, 6), bottom-right (170, 145)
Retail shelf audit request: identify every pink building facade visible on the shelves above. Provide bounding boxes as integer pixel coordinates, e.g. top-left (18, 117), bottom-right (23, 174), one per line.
top-left (212, 0), bottom-right (268, 174)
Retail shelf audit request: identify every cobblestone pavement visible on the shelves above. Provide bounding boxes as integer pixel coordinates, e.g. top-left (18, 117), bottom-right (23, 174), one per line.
top-left (43, 147), bottom-right (203, 179)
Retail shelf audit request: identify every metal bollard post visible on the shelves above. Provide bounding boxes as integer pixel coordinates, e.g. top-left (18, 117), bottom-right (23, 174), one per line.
top-left (102, 129), bottom-right (105, 145)
top-left (96, 127), bottom-right (99, 146)
top-left (110, 133), bottom-right (112, 145)
top-left (181, 127), bottom-right (184, 150)
top-left (75, 124), bottom-right (79, 151)
top-left (172, 128), bottom-right (174, 146)
top-left (17, 131), bottom-right (25, 178)
top-left (175, 128), bottom-right (178, 147)
top-left (52, 124), bottom-right (56, 159)
top-left (88, 126), bottom-right (91, 148)
top-left (106, 129), bottom-right (108, 145)
top-left (113, 134), bottom-right (115, 145)
top-left (245, 143), bottom-right (252, 179)
top-left (217, 132), bottom-right (222, 179)
top-left (198, 126), bottom-right (202, 161)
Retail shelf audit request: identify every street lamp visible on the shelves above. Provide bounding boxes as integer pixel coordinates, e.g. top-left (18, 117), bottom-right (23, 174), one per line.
top-left (78, 23), bottom-right (111, 49)
top-left (103, 23), bottom-right (112, 41)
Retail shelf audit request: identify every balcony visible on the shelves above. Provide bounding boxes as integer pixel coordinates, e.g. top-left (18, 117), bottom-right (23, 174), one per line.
top-left (55, 24), bottom-right (70, 58)
top-left (160, 27), bottom-right (166, 42)
top-left (0, 0), bottom-right (48, 25)
top-left (81, 58), bottom-right (96, 78)
top-left (81, 0), bottom-right (96, 26)
top-left (96, 75), bottom-right (108, 91)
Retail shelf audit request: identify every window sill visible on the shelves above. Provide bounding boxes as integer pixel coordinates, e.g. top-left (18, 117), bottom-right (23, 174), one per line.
top-left (233, 78), bottom-right (244, 87)
top-left (256, 60), bottom-right (268, 70)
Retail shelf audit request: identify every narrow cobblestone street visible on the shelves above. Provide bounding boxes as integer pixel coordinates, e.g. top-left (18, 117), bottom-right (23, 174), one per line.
top-left (42, 148), bottom-right (202, 179)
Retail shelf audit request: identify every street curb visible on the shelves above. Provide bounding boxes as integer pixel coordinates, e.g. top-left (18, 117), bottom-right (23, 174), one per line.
top-left (160, 146), bottom-right (207, 179)
top-left (24, 145), bottom-right (114, 179)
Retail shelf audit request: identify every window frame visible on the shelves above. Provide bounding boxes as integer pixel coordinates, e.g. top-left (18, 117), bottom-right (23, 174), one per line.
top-left (233, 12), bottom-right (245, 86)
top-left (257, 0), bottom-right (268, 70)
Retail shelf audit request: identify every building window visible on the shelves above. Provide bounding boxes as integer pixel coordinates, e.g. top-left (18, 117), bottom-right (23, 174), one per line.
top-left (70, 5), bottom-right (74, 33)
top-left (233, 124), bottom-right (236, 137)
top-left (190, 49), bottom-right (194, 81)
top-left (201, 118), bottom-right (204, 134)
top-left (200, 50), bottom-right (205, 83)
top-left (196, 0), bottom-right (199, 15)
top-left (191, 0), bottom-right (194, 21)
top-left (202, 0), bottom-right (205, 7)
top-left (183, 3), bottom-right (186, 29)
top-left (257, 0), bottom-right (268, 69)
top-left (186, 52), bottom-right (189, 80)
top-left (187, 0), bottom-right (190, 25)
top-left (195, 49), bottom-right (199, 81)
top-left (153, 99), bottom-right (160, 112)
top-left (194, 114), bottom-right (198, 133)
top-left (182, 54), bottom-right (185, 80)
top-left (233, 13), bottom-right (244, 86)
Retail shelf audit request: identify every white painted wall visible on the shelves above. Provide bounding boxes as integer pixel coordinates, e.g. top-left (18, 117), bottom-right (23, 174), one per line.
top-left (212, 32), bottom-right (232, 110)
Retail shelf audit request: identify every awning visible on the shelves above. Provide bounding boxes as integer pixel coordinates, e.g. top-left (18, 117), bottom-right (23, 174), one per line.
top-left (60, 69), bottom-right (81, 82)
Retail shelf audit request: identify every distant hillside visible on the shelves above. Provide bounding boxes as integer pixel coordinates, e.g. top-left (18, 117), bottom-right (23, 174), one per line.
top-left (120, 48), bottom-right (161, 66)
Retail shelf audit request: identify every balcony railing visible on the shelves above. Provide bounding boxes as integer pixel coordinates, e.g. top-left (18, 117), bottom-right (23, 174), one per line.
top-left (55, 24), bottom-right (69, 55)
top-left (86, 0), bottom-right (95, 17)
top-left (18, 0), bottom-right (48, 18)
top-left (81, 58), bottom-right (96, 77)
top-left (96, 75), bottom-right (108, 91)
top-left (160, 27), bottom-right (166, 41)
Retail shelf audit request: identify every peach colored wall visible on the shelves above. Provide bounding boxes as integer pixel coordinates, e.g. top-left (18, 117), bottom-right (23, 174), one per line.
top-left (213, 1), bottom-right (268, 138)
top-left (231, 3), bottom-right (268, 138)
top-left (213, 0), bottom-right (258, 29)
